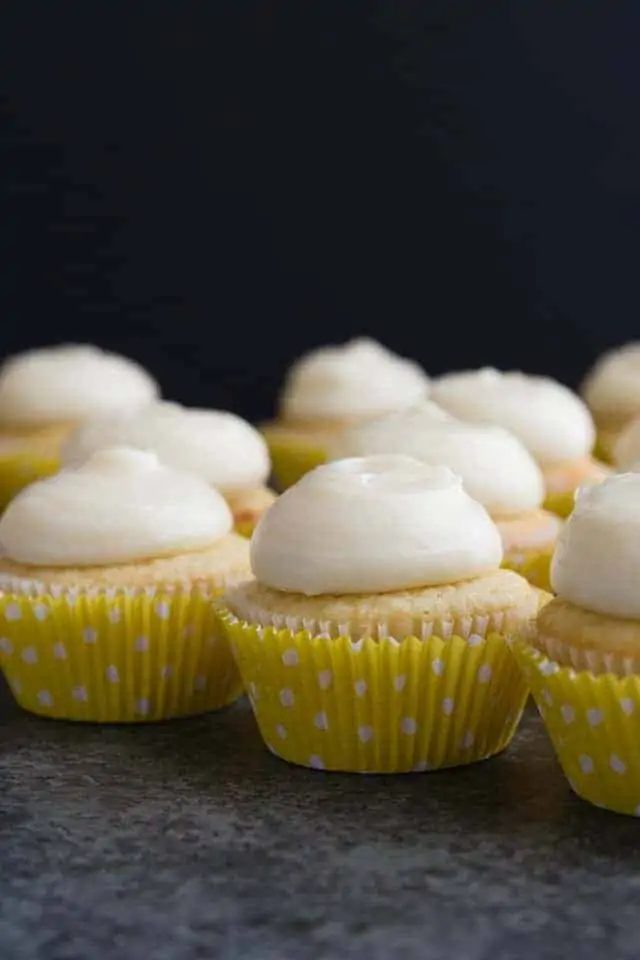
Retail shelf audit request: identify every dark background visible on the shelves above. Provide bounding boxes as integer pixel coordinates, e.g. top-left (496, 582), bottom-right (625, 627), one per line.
top-left (1, 2), bottom-right (638, 422)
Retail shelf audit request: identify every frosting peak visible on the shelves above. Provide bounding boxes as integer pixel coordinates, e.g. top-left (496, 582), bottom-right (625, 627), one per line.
top-left (0, 344), bottom-right (159, 426)
top-left (551, 472), bottom-right (640, 617)
top-left (582, 343), bottom-right (640, 418)
top-left (251, 455), bottom-right (503, 595)
top-left (0, 446), bottom-right (233, 567)
top-left (329, 402), bottom-right (544, 515)
top-left (431, 368), bottom-right (595, 464)
top-left (280, 337), bottom-right (429, 422)
top-left (63, 401), bottom-right (270, 492)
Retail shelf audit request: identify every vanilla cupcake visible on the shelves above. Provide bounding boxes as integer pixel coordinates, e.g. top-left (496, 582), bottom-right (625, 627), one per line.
top-left (220, 455), bottom-right (545, 773)
top-left (63, 402), bottom-right (275, 537)
top-left (513, 473), bottom-right (640, 815)
top-left (581, 343), bottom-right (640, 462)
top-left (431, 368), bottom-right (608, 518)
top-left (261, 338), bottom-right (429, 490)
top-left (0, 344), bottom-right (159, 509)
top-left (329, 402), bottom-right (561, 591)
top-left (0, 447), bottom-right (251, 722)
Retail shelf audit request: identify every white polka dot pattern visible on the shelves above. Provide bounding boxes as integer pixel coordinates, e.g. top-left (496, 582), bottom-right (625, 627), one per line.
top-left (513, 638), bottom-right (640, 817)
top-left (224, 612), bottom-right (527, 774)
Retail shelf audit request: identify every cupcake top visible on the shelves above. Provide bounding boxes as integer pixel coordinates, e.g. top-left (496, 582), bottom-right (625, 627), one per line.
top-left (251, 455), bottom-right (503, 595)
top-left (581, 342), bottom-right (640, 420)
top-left (63, 401), bottom-right (270, 493)
top-left (0, 447), bottom-right (233, 567)
top-left (329, 401), bottom-right (544, 516)
top-left (0, 344), bottom-right (159, 427)
top-left (612, 417), bottom-right (640, 469)
top-left (431, 368), bottom-right (595, 465)
top-left (279, 337), bottom-right (429, 423)
top-left (551, 472), bottom-right (640, 618)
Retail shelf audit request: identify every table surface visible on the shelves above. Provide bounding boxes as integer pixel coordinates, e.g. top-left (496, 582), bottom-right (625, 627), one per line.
top-left (2, 682), bottom-right (640, 960)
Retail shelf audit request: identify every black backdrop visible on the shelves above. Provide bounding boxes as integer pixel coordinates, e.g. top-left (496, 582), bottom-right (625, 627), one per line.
top-left (1, 3), bottom-right (638, 422)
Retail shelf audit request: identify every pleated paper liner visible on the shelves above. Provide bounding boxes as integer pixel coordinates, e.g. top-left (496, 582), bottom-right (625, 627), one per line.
top-left (543, 490), bottom-right (576, 520)
top-left (219, 606), bottom-right (529, 773)
top-left (261, 429), bottom-right (327, 492)
top-left (0, 450), bottom-right (60, 511)
top-left (502, 551), bottom-right (553, 593)
top-left (0, 584), bottom-right (242, 722)
top-left (513, 638), bottom-right (640, 816)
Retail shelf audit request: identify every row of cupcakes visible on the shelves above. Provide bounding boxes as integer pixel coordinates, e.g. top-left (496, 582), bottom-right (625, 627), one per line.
top-left (4, 337), bottom-right (640, 523)
top-left (2, 440), bottom-right (640, 818)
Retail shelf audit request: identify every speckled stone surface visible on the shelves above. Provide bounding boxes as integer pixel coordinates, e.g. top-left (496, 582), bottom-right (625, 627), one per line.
top-left (1, 680), bottom-right (640, 960)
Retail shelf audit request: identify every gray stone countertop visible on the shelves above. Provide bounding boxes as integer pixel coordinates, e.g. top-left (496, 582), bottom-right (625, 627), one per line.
top-left (1, 681), bottom-right (640, 960)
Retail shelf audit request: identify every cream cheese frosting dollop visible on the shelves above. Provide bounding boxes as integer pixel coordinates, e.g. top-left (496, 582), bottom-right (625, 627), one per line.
top-left (0, 344), bottom-right (160, 427)
top-left (581, 343), bottom-right (640, 419)
top-left (0, 447), bottom-right (233, 567)
top-left (251, 455), bottom-right (503, 595)
top-left (431, 368), bottom-right (595, 465)
top-left (63, 402), bottom-right (270, 492)
top-left (329, 402), bottom-right (544, 516)
top-left (613, 417), bottom-right (640, 469)
top-left (280, 337), bottom-right (429, 422)
top-left (551, 472), bottom-right (640, 618)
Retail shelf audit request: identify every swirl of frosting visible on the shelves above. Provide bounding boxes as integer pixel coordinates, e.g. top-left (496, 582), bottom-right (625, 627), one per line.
top-left (0, 344), bottom-right (159, 427)
top-left (431, 368), bottom-right (595, 465)
top-left (0, 447), bottom-right (233, 567)
top-left (251, 455), bottom-right (503, 595)
top-left (63, 402), bottom-right (270, 492)
top-left (279, 337), bottom-right (429, 422)
top-left (612, 417), bottom-right (640, 469)
top-left (329, 402), bottom-right (544, 516)
top-left (551, 472), bottom-right (640, 618)
top-left (581, 343), bottom-right (640, 418)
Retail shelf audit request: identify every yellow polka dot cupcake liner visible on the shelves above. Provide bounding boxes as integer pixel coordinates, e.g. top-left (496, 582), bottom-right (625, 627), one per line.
top-left (0, 586), bottom-right (242, 723)
top-left (543, 490), bottom-right (576, 520)
top-left (513, 639), bottom-right (640, 816)
top-left (234, 520), bottom-right (257, 539)
top-left (219, 608), bottom-right (529, 773)
top-left (502, 551), bottom-right (553, 593)
top-left (261, 430), bottom-right (327, 492)
top-left (0, 450), bottom-right (60, 512)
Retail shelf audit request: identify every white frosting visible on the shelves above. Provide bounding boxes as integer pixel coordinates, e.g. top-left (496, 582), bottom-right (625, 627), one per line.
top-left (0, 344), bottom-right (159, 426)
top-left (251, 455), bottom-right (503, 595)
top-left (280, 337), bottom-right (429, 422)
top-left (0, 447), bottom-right (233, 567)
top-left (63, 402), bottom-right (270, 492)
top-left (431, 368), bottom-right (595, 465)
top-left (582, 343), bottom-right (640, 418)
top-left (551, 472), bottom-right (640, 618)
top-left (613, 417), bottom-right (640, 469)
top-left (329, 402), bottom-right (544, 516)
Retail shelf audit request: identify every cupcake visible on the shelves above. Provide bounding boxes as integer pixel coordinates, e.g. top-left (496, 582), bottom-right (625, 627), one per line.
top-left (63, 401), bottom-right (276, 537)
top-left (0, 447), bottom-right (251, 722)
top-left (0, 344), bottom-right (159, 510)
top-left (581, 343), bottom-right (640, 463)
top-left (512, 473), bottom-right (640, 815)
top-left (329, 402), bottom-right (561, 591)
top-left (261, 338), bottom-right (429, 491)
top-left (220, 455), bottom-right (545, 773)
top-left (431, 368), bottom-right (608, 518)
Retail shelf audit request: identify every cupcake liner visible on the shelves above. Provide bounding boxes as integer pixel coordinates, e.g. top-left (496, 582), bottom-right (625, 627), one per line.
top-left (0, 583), bottom-right (242, 722)
top-left (0, 450), bottom-right (60, 511)
top-left (234, 520), bottom-right (257, 539)
top-left (262, 430), bottom-right (327, 491)
top-left (534, 633), bottom-right (640, 678)
top-left (219, 606), bottom-right (528, 773)
top-left (543, 490), bottom-right (576, 519)
top-left (513, 638), bottom-right (640, 816)
top-left (502, 551), bottom-right (553, 593)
